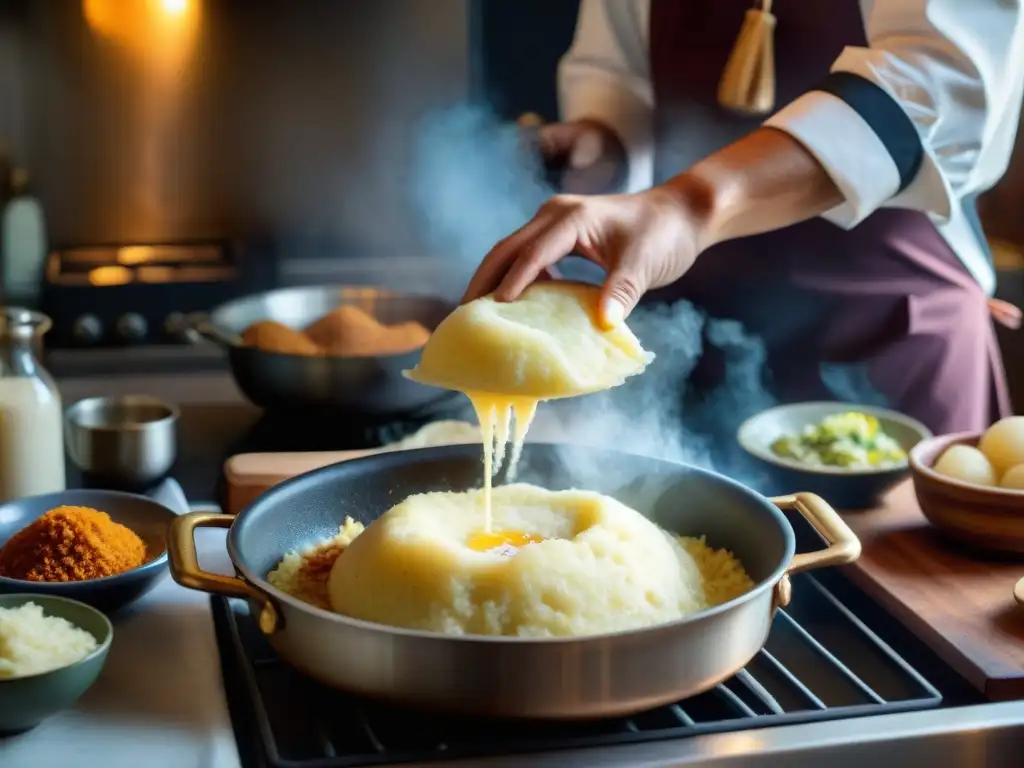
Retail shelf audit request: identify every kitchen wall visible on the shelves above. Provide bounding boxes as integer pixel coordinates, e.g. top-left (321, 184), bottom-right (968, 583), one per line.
top-left (1, 0), bottom-right (470, 255)
top-left (0, 4), bottom-right (27, 163)
top-left (472, 0), bottom-right (578, 122)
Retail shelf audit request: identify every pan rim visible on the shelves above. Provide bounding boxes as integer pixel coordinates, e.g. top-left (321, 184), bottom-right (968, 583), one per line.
top-left (228, 443), bottom-right (796, 644)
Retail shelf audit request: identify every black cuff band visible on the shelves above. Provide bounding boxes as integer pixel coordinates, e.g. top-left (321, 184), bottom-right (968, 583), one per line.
top-left (814, 71), bottom-right (924, 194)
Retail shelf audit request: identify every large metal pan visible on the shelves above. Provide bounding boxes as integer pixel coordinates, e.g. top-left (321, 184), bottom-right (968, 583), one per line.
top-left (169, 443), bottom-right (860, 720)
top-left (184, 285), bottom-right (457, 416)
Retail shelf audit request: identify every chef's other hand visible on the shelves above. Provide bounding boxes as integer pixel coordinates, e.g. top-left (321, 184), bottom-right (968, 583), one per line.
top-left (537, 119), bottom-right (627, 195)
top-left (461, 186), bottom-right (706, 328)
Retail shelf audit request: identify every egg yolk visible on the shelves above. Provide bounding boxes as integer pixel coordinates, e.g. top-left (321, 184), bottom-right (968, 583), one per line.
top-left (466, 530), bottom-right (544, 555)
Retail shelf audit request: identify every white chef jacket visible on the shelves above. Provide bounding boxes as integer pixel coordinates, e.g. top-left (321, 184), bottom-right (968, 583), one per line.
top-left (558, 0), bottom-right (1024, 295)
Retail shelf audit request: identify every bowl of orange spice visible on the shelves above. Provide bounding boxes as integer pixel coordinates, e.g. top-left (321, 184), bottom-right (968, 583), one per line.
top-left (0, 489), bottom-right (179, 613)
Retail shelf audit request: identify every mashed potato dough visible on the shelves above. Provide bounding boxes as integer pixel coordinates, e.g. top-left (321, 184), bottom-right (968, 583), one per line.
top-left (405, 282), bottom-right (653, 399)
top-left (0, 602), bottom-right (99, 679)
top-left (324, 484), bottom-right (752, 638)
top-left (387, 420), bottom-right (480, 450)
top-left (404, 282), bottom-right (655, 528)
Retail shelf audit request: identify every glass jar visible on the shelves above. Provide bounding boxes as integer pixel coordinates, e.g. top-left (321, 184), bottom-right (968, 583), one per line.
top-left (0, 308), bottom-right (65, 501)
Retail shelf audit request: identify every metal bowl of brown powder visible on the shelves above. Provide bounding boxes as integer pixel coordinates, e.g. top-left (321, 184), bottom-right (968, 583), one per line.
top-left (0, 489), bottom-right (180, 613)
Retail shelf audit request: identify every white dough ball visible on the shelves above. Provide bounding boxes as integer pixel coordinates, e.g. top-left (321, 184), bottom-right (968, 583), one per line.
top-left (405, 282), bottom-right (654, 399)
top-left (933, 445), bottom-right (997, 487)
top-left (327, 483), bottom-right (713, 637)
top-left (978, 416), bottom-right (1024, 476)
top-left (999, 464), bottom-right (1024, 491)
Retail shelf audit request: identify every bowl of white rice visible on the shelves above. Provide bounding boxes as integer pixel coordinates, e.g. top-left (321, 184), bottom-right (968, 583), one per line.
top-left (0, 593), bottom-right (113, 735)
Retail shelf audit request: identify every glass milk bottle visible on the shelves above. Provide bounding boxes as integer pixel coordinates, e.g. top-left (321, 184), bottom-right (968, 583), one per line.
top-left (0, 308), bottom-right (65, 501)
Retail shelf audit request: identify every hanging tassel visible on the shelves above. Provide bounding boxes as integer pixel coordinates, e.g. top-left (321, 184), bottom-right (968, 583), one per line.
top-left (717, 0), bottom-right (777, 117)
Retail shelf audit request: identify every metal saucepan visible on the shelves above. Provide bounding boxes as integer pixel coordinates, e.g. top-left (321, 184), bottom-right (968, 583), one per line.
top-left (169, 443), bottom-right (860, 720)
top-left (183, 285), bottom-right (457, 416)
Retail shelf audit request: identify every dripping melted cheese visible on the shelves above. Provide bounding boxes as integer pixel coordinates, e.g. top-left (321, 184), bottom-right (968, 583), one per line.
top-left (404, 281), bottom-right (653, 536)
top-left (469, 393), bottom-right (537, 531)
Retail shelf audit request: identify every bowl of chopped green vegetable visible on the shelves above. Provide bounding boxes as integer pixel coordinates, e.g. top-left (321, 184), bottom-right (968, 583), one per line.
top-left (737, 403), bottom-right (932, 510)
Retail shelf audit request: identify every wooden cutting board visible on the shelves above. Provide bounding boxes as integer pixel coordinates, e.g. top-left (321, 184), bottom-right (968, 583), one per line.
top-left (223, 449), bottom-right (384, 516)
top-left (222, 452), bottom-right (1024, 700)
top-left (839, 480), bottom-right (1024, 701)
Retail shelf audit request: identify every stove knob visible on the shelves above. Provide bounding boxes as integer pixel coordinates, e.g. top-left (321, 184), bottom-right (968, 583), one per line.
top-left (164, 312), bottom-right (188, 341)
top-left (72, 314), bottom-right (103, 345)
top-left (116, 312), bottom-right (148, 343)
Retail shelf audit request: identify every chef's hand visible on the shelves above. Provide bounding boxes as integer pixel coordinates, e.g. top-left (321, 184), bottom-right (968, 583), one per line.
top-left (461, 184), bottom-right (707, 328)
top-left (536, 119), bottom-right (628, 196)
top-left (466, 127), bottom-right (849, 327)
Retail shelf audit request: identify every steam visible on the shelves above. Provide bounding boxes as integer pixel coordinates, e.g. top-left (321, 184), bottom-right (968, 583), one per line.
top-left (407, 102), bottom-right (889, 495)
top-left (409, 103), bottom-right (552, 293)
top-left (820, 363), bottom-right (888, 407)
top-left (550, 303), bottom-right (778, 492)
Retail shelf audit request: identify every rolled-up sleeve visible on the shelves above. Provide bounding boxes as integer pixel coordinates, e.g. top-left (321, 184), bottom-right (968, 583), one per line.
top-left (764, 0), bottom-right (1024, 228)
top-left (558, 0), bottom-right (655, 192)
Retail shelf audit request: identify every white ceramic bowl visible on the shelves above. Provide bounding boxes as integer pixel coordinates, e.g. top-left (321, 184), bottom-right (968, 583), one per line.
top-left (737, 402), bottom-right (932, 509)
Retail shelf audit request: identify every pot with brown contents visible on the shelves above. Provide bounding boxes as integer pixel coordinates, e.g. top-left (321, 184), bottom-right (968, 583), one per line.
top-left (183, 285), bottom-right (457, 416)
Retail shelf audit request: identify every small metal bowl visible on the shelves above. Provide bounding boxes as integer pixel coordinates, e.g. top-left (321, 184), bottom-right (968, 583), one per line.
top-left (0, 593), bottom-right (113, 736)
top-left (65, 396), bottom-right (179, 486)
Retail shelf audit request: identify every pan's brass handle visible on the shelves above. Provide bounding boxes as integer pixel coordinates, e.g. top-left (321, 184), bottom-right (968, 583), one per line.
top-left (168, 512), bottom-right (280, 634)
top-left (772, 492), bottom-right (862, 574)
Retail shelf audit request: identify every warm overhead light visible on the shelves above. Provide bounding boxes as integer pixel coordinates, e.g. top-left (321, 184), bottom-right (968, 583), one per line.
top-left (83, 0), bottom-right (200, 44)
top-left (160, 0), bottom-right (189, 15)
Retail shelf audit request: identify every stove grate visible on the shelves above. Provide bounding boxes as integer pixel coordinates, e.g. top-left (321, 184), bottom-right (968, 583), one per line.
top-left (211, 573), bottom-right (942, 767)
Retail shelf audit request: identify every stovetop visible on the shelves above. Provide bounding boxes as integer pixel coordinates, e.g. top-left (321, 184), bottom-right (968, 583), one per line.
top-left (211, 569), bottom-right (980, 768)
top-left (51, 391), bottom-right (1005, 764)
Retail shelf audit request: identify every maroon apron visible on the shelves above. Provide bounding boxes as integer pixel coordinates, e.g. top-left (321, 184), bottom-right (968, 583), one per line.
top-left (646, 0), bottom-right (1012, 434)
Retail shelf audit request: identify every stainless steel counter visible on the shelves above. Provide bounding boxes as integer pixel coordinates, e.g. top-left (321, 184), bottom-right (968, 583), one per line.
top-left (418, 701), bottom-right (1024, 766)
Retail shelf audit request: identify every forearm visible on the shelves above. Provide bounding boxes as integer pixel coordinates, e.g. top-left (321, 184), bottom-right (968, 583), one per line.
top-left (660, 127), bottom-right (843, 250)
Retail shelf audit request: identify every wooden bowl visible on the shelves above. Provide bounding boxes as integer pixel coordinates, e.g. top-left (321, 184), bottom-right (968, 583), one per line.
top-left (909, 432), bottom-right (1024, 554)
